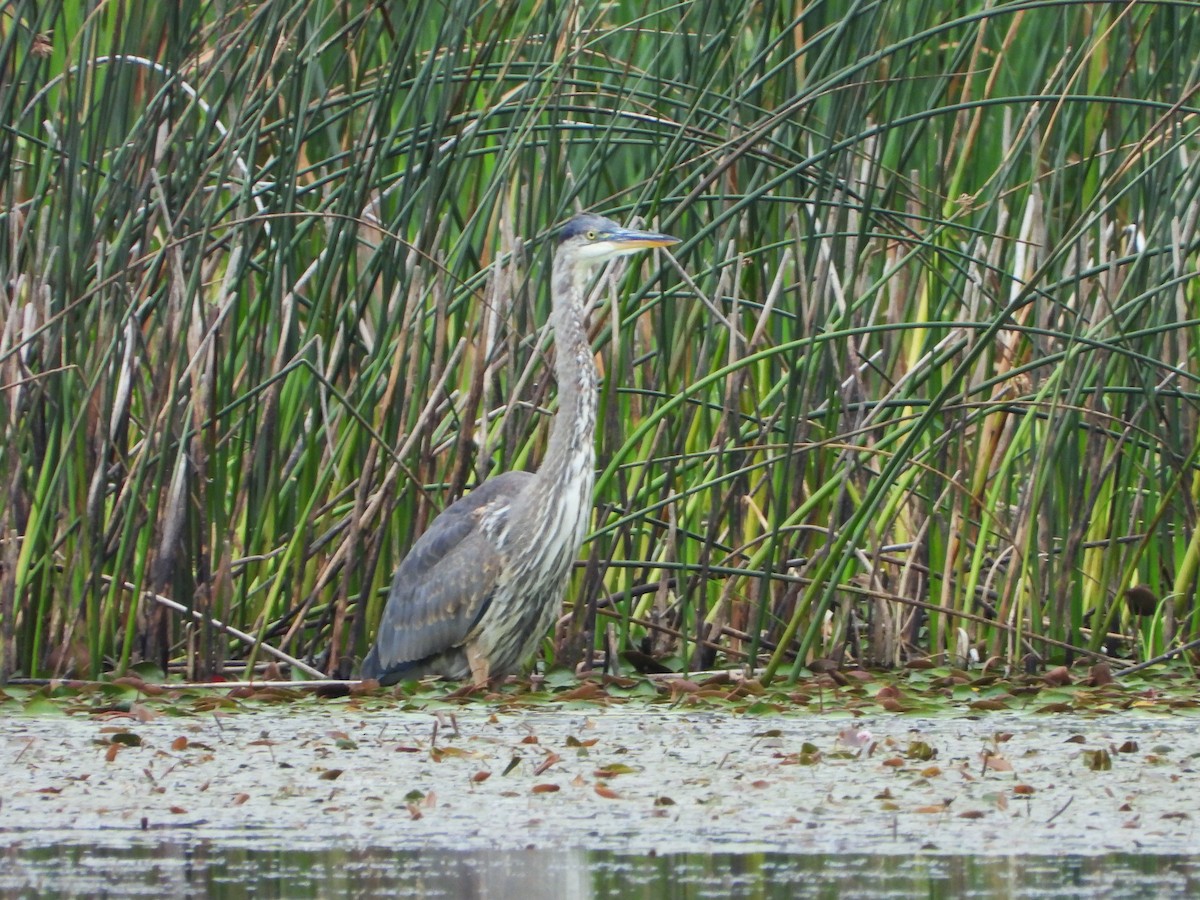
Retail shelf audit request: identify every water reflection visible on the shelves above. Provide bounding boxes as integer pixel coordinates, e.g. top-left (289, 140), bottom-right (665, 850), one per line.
top-left (2, 839), bottom-right (1198, 898)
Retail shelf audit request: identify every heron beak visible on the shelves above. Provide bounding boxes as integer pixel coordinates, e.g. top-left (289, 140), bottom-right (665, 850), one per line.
top-left (608, 227), bottom-right (680, 250)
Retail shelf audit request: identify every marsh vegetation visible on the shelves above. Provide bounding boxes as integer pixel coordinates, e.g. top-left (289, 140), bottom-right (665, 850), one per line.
top-left (2, 1), bottom-right (1199, 684)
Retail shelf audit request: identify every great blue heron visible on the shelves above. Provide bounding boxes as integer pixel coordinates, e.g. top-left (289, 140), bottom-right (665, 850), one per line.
top-left (361, 213), bottom-right (679, 686)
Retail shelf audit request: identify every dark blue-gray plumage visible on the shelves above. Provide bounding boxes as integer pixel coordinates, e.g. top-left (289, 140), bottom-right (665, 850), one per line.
top-left (362, 214), bottom-right (679, 686)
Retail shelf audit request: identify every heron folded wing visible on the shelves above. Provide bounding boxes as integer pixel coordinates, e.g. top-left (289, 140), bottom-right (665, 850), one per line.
top-left (370, 472), bottom-right (531, 672)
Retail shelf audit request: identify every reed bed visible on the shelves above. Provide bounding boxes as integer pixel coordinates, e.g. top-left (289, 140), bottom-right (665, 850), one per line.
top-left (2, 0), bottom-right (1198, 682)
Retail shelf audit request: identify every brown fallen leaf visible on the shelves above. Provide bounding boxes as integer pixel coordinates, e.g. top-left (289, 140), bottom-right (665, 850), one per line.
top-left (980, 753), bottom-right (1013, 773)
top-left (531, 783), bottom-right (560, 794)
top-left (319, 769), bottom-right (343, 781)
top-left (1043, 666), bottom-right (1072, 687)
top-left (534, 753), bottom-right (562, 776)
top-left (557, 682), bottom-right (607, 702)
top-left (594, 784), bottom-right (620, 800)
top-left (169, 806), bottom-right (187, 814)
top-left (472, 771), bottom-right (491, 783)
top-left (1013, 784), bottom-right (1035, 795)
top-left (958, 810), bottom-right (986, 819)
top-left (232, 793), bottom-right (250, 806)
top-left (1089, 662), bottom-right (1114, 686)
top-left (171, 736), bottom-right (189, 752)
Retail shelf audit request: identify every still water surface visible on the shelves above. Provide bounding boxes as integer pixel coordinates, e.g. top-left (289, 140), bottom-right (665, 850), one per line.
top-left (3, 839), bottom-right (1198, 899)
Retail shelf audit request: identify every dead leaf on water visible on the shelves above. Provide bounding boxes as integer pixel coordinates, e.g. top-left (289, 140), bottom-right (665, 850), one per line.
top-left (593, 763), bottom-right (636, 778)
top-left (980, 752), bottom-right (1012, 773)
top-left (1082, 749), bottom-right (1112, 771)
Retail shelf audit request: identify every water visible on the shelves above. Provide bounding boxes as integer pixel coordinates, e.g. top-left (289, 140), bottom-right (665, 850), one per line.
top-left (3, 840), bottom-right (1197, 899)
top-left (7, 706), bottom-right (1200, 896)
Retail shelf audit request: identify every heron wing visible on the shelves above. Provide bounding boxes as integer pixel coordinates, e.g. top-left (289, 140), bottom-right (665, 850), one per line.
top-left (369, 471), bottom-right (531, 673)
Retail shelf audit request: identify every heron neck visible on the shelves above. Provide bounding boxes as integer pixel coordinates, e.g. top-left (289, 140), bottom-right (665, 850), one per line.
top-left (536, 255), bottom-right (598, 488)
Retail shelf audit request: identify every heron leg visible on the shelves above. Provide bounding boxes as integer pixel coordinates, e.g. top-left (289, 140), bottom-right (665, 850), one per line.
top-left (466, 643), bottom-right (490, 688)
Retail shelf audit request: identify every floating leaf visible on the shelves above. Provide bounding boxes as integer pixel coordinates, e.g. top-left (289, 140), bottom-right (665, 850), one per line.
top-left (471, 771), bottom-right (491, 783)
top-left (594, 784), bottom-right (620, 799)
top-left (905, 741), bottom-right (936, 761)
top-left (532, 783), bottom-right (560, 794)
top-left (593, 764), bottom-right (636, 778)
top-left (969, 699), bottom-right (1010, 711)
top-left (533, 753), bottom-right (561, 776)
top-left (319, 769), bottom-right (343, 781)
top-left (1082, 749), bottom-right (1112, 771)
top-left (1043, 666), bottom-right (1072, 687)
top-left (980, 753), bottom-right (1012, 773)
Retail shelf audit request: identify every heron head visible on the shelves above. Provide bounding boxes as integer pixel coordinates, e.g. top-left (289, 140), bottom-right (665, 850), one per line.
top-left (558, 214), bottom-right (679, 266)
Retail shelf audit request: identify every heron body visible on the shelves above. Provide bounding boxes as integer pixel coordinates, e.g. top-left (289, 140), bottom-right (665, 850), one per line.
top-left (362, 214), bottom-right (679, 686)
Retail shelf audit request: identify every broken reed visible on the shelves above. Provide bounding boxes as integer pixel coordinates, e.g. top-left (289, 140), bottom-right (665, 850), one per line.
top-left (1, 0), bottom-right (1198, 682)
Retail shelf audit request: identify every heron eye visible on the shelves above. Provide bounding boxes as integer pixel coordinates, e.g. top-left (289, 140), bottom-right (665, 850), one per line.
top-left (585, 229), bottom-right (597, 240)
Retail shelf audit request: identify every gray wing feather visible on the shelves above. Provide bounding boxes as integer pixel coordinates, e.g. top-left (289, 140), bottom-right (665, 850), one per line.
top-left (369, 472), bottom-right (532, 674)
